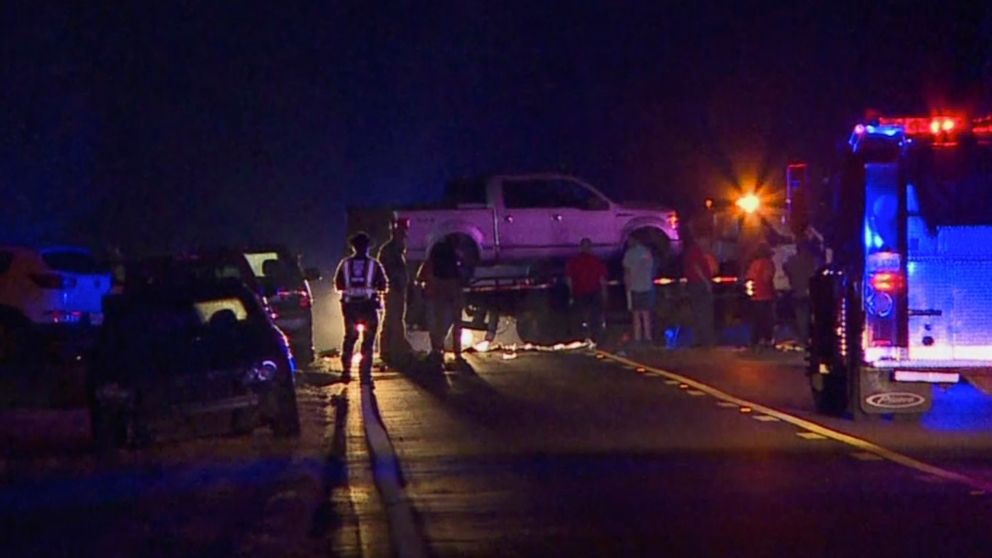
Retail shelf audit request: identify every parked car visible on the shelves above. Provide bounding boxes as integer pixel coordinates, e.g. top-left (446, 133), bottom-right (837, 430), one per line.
top-left (241, 246), bottom-right (320, 364)
top-left (86, 280), bottom-right (300, 449)
top-left (0, 245), bottom-right (112, 363)
top-left (126, 250), bottom-right (263, 295)
top-left (396, 173), bottom-right (681, 270)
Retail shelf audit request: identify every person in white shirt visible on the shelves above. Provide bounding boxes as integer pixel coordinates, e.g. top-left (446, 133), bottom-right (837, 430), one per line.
top-left (622, 236), bottom-right (656, 344)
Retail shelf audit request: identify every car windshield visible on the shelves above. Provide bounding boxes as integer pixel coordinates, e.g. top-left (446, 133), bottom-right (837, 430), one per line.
top-left (41, 250), bottom-right (106, 274)
top-left (243, 251), bottom-right (303, 286)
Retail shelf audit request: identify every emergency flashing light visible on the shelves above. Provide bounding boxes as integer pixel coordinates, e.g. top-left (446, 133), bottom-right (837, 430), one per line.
top-left (736, 193), bottom-right (760, 214)
top-left (869, 271), bottom-right (904, 293)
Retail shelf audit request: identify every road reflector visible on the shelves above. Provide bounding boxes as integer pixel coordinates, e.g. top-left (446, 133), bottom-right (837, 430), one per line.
top-left (596, 354), bottom-right (605, 359)
top-left (636, 367), bottom-right (647, 373)
top-left (796, 432), bottom-right (827, 440)
top-left (850, 452), bottom-right (884, 461)
top-left (686, 390), bottom-right (706, 397)
top-left (739, 406), bottom-right (753, 413)
top-left (678, 383), bottom-right (689, 389)
top-left (752, 415), bottom-right (780, 422)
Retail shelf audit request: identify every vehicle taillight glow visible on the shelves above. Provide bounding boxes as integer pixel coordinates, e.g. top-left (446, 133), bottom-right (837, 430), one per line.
top-left (30, 273), bottom-right (75, 289)
top-left (666, 213), bottom-right (679, 230)
top-left (870, 271), bottom-right (904, 293)
top-left (299, 292), bottom-right (312, 309)
top-left (44, 310), bottom-right (83, 324)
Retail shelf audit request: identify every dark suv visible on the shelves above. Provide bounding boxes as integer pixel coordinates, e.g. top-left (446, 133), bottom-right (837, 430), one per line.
top-left (86, 281), bottom-right (300, 449)
top-left (242, 247), bottom-right (319, 364)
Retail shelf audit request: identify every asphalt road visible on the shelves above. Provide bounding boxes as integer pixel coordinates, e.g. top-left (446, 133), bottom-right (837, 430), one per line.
top-left (374, 348), bottom-right (992, 557)
top-left (4, 347), bottom-right (992, 557)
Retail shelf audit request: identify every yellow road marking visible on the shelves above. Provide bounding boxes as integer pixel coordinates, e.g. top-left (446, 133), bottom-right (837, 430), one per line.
top-left (664, 380), bottom-right (680, 386)
top-left (797, 432), bottom-right (828, 440)
top-left (716, 401), bottom-right (738, 408)
top-left (686, 390), bottom-right (706, 397)
top-left (753, 415), bottom-right (781, 422)
top-left (597, 350), bottom-right (992, 492)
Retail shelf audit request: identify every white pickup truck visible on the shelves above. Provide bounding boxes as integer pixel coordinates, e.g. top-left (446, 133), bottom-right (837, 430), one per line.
top-left (396, 173), bottom-right (681, 268)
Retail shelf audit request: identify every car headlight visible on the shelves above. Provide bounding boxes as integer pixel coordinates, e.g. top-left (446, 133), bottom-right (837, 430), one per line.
top-left (247, 360), bottom-right (279, 382)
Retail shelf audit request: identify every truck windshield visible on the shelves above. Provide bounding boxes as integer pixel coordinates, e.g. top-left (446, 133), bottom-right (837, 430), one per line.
top-left (907, 138), bottom-right (992, 229)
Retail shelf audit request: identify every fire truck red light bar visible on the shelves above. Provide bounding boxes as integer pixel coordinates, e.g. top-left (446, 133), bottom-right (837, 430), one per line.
top-left (893, 371), bottom-right (960, 383)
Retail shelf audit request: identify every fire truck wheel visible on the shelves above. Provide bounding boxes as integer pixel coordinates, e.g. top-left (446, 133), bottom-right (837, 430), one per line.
top-left (808, 361), bottom-right (848, 415)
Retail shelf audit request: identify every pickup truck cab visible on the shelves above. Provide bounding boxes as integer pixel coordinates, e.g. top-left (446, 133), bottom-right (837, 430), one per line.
top-left (397, 174), bottom-right (681, 269)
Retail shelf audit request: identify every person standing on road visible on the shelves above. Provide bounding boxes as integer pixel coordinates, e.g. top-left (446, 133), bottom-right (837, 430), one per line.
top-left (784, 240), bottom-right (821, 348)
top-left (417, 237), bottom-right (467, 369)
top-left (683, 234), bottom-right (718, 347)
top-left (565, 238), bottom-right (609, 344)
top-left (334, 232), bottom-right (387, 385)
top-left (378, 219), bottom-right (413, 366)
top-left (622, 236), bottom-right (656, 345)
top-left (745, 242), bottom-right (776, 350)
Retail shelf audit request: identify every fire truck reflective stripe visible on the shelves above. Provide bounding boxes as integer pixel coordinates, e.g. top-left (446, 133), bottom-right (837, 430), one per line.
top-left (598, 351), bottom-right (992, 493)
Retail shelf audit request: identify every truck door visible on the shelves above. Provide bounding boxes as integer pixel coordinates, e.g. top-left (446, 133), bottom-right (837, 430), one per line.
top-left (499, 178), bottom-right (559, 260)
top-left (546, 178), bottom-right (615, 251)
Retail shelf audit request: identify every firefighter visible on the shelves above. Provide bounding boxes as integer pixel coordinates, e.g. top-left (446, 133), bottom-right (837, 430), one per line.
top-left (378, 219), bottom-right (413, 366)
top-left (334, 232), bottom-right (388, 385)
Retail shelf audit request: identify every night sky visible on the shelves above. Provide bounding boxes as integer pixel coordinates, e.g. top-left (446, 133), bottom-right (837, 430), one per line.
top-left (3, 2), bottom-right (991, 268)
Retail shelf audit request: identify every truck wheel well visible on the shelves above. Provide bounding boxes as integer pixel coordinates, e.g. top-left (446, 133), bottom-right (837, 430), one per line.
top-left (627, 227), bottom-right (672, 272)
top-left (440, 233), bottom-right (480, 269)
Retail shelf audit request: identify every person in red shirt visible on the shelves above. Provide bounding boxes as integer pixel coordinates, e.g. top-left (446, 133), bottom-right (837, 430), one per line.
top-left (565, 238), bottom-right (609, 343)
top-left (745, 242), bottom-right (777, 349)
top-left (683, 234), bottom-right (718, 346)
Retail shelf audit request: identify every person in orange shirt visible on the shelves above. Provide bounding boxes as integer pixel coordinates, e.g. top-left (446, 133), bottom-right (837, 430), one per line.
top-left (745, 243), bottom-right (776, 350)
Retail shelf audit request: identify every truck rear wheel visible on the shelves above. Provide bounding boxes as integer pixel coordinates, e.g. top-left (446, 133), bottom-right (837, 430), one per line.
top-left (445, 234), bottom-right (480, 277)
top-left (629, 228), bottom-right (672, 275)
top-left (808, 274), bottom-right (850, 415)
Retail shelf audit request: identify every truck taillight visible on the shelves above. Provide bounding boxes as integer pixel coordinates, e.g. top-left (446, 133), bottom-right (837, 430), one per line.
top-left (869, 272), bottom-right (904, 293)
top-left (299, 291), bottom-right (312, 309)
top-left (866, 270), bottom-right (904, 350)
top-left (30, 273), bottom-right (75, 289)
top-left (666, 213), bottom-right (679, 229)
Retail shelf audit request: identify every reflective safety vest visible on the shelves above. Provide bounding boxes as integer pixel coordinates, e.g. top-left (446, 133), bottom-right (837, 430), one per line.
top-left (342, 256), bottom-right (378, 302)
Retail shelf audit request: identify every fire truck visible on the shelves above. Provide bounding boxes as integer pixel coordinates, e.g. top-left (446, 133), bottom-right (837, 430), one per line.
top-left (808, 113), bottom-right (992, 417)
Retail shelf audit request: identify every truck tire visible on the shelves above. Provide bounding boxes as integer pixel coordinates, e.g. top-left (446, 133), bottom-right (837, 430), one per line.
top-left (808, 275), bottom-right (849, 415)
top-left (445, 234), bottom-right (480, 277)
top-left (630, 228), bottom-right (672, 275)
